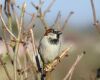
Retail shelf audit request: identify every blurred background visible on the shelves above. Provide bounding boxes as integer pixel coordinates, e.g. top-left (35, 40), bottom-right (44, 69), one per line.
top-left (0, 0), bottom-right (100, 80)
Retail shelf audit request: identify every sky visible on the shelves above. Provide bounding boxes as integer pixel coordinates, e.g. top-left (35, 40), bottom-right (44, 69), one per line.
top-left (0, 0), bottom-right (100, 28)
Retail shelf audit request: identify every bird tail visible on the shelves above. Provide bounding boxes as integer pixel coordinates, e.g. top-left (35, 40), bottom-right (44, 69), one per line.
top-left (35, 55), bottom-right (45, 80)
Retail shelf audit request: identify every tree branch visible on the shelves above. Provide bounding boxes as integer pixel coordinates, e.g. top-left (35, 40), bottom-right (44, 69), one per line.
top-left (0, 57), bottom-right (12, 80)
top-left (61, 11), bottom-right (74, 31)
top-left (90, 0), bottom-right (100, 32)
top-left (0, 15), bottom-right (17, 40)
top-left (53, 11), bottom-right (61, 30)
top-left (63, 52), bottom-right (85, 80)
top-left (44, 0), bottom-right (56, 15)
top-left (44, 45), bottom-right (72, 72)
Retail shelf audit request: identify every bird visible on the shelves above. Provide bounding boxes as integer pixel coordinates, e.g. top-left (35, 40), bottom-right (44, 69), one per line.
top-left (38, 28), bottom-right (62, 65)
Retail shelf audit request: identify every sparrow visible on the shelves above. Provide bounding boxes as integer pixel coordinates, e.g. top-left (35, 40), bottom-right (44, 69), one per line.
top-left (38, 28), bottom-right (62, 65)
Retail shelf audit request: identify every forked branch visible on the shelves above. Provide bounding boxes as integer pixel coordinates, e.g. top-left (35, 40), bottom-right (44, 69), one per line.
top-left (63, 52), bottom-right (85, 80)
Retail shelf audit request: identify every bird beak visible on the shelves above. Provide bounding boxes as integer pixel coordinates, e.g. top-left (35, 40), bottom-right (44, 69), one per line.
top-left (57, 31), bottom-right (62, 35)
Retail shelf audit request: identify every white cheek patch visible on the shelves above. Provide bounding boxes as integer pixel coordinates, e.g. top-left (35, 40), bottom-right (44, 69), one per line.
top-left (49, 33), bottom-right (57, 39)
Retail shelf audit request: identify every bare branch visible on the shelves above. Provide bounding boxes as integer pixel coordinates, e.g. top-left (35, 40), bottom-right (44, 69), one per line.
top-left (68, 70), bottom-right (73, 80)
top-left (90, 0), bottom-right (97, 25)
top-left (39, 0), bottom-right (44, 8)
top-left (29, 28), bottom-right (43, 71)
top-left (44, 45), bottom-right (72, 72)
top-left (31, 2), bottom-right (39, 10)
top-left (44, 0), bottom-right (56, 15)
top-left (1, 28), bottom-right (14, 65)
top-left (0, 57), bottom-right (12, 80)
top-left (14, 4), bottom-right (32, 17)
top-left (0, 0), bottom-right (14, 66)
top-left (90, 0), bottom-right (100, 32)
top-left (53, 11), bottom-right (61, 30)
top-left (0, 15), bottom-right (17, 40)
top-left (61, 11), bottom-right (74, 31)
top-left (30, 29), bottom-right (37, 56)
top-left (12, 6), bottom-right (20, 32)
top-left (3, 0), bottom-right (13, 38)
top-left (40, 16), bottom-right (49, 30)
top-left (54, 11), bottom-right (61, 24)
top-left (31, 1), bottom-right (48, 30)
top-left (13, 2), bottom-right (26, 80)
top-left (4, 0), bottom-right (11, 17)
top-left (63, 52), bottom-right (85, 80)
top-left (34, 0), bottom-right (56, 30)
top-left (25, 46), bottom-right (38, 71)
top-left (25, 14), bottom-right (36, 32)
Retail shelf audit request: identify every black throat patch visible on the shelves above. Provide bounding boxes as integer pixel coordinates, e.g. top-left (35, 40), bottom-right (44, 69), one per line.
top-left (48, 38), bottom-right (59, 45)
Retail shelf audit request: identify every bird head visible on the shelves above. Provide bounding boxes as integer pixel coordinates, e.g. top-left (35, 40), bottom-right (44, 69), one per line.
top-left (44, 28), bottom-right (62, 41)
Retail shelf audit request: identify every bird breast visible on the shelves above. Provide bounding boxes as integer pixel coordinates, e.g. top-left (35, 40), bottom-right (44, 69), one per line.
top-left (39, 37), bottom-right (61, 63)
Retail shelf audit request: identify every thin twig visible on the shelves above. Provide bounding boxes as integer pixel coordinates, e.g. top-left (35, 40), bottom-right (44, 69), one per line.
top-left (31, 1), bottom-right (48, 30)
top-left (31, 2), bottom-right (39, 10)
top-left (39, 0), bottom-right (56, 30)
top-left (63, 52), bottom-right (85, 80)
top-left (40, 16), bottom-right (48, 30)
top-left (0, 57), bottom-right (12, 80)
top-left (30, 29), bottom-right (37, 57)
top-left (39, 0), bottom-right (44, 12)
top-left (4, 0), bottom-right (13, 40)
top-left (4, 0), bottom-right (10, 17)
top-left (44, 0), bottom-right (56, 16)
top-left (7, 0), bottom-right (12, 31)
top-left (0, 4), bottom-right (13, 65)
top-left (20, 28), bottom-right (38, 79)
top-left (25, 14), bottom-right (36, 32)
top-left (61, 11), bottom-right (74, 31)
top-left (68, 70), bottom-right (73, 80)
top-left (34, 0), bottom-right (48, 30)
top-left (14, 4), bottom-right (32, 17)
top-left (54, 11), bottom-right (61, 30)
top-left (25, 45), bottom-right (37, 71)
top-left (12, 5), bottom-right (20, 33)
top-left (54, 11), bottom-right (61, 24)
top-left (90, 0), bottom-right (97, 25)
top-left (0, 15), bottom-right (17, 40)
top-left (19, 64), bottom-right (32, 75)
top-left (14, 2), bottom-right (26, 80)
top-left (29, 29), bottom-right (42, 71)
top-left (1, 25), bottom-right (14, 65)
top-left (24, 42), bottom-right (38, 79)
top-left (30, 29), bottom-right (45, 80)
top-left (90, 0), bottom-right (100, 32)
top-left (2, 0), bottom-right (55, 31)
